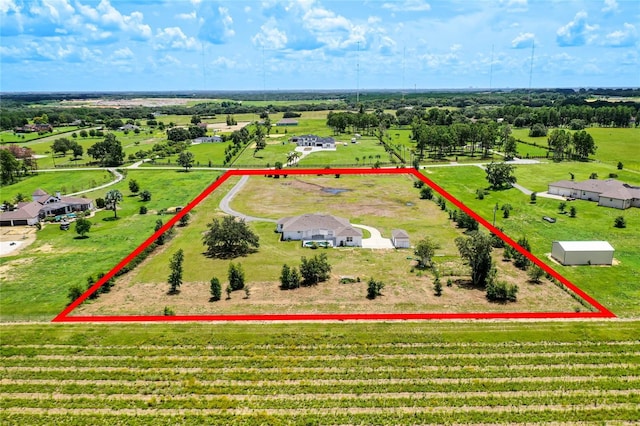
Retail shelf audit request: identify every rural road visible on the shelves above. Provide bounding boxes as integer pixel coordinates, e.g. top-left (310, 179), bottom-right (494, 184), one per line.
top-left (219, 175), bottom-right (277, 223)
top-left (67, 168), bottom-right (124, 196)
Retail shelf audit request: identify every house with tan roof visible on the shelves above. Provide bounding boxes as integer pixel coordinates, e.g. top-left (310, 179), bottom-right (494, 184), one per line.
top-left (276, 213), bottom-right (362, 247)
top-left (548, 179), bottom-right (640, 210)
top-left (0, 189), bottom-right (94, 227)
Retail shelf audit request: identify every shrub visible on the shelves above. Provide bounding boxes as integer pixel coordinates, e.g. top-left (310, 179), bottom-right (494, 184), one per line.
top-left (140, 190), bottom-right (152, 202)
top-left (67, 284), bottom-right (84, 304)
top-left (433, 278), bottom-right (443, 296)
top-left (163, 306), bottom-right (175, 316)
top-left (419, 186), bottom-right (433, 200)
top-left (486, 281), bottom-right (518, 302)
top-left (413, 180), bottom-right (425, 189)
top-left (527, 265), bottom-right (545, 283)
top-left (210, 277), bottom-right (221, 301)
top-left (139, 206), bottom-right (148, 214)
top-left (617, 161), bottom-right (623, 170)
top-left (228, 262), bottom-right (245, 291)
top-left (95, 198), bottom-right (106, 209)
top-left (530, 192), bottom-right (537, 203)
top-left (528, 123), bottom-right (547, 137)
top-left (476, 189), bottom-right (485, 200)
top-left (569, 206), bottom-right (577, 218)
top-left (614, 216), bottom-right (626, 228)
top-left (366, 278), bottom-right (385, 300)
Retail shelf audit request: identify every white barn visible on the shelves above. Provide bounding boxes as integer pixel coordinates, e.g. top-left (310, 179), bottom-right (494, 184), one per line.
top-left (551, 241), bottom-right (615, 266)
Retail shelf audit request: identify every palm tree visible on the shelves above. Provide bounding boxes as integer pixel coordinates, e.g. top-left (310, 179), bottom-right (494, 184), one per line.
top-left (105, 189), bottom-right (123, 218)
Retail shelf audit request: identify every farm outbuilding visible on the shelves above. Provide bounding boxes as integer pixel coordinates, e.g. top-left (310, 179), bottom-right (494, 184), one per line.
top-left (551, 241), bottom-right (614, 266)
top-left (391, 229), bottom-right (410, 248)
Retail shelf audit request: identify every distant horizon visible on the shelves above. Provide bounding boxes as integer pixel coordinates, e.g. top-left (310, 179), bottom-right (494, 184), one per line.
top-left (2, 1), bottom-right (638, 92)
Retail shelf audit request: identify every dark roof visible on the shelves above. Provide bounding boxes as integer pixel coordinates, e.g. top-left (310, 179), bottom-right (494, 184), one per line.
top-left (392, 229), bottom-right (410, 239)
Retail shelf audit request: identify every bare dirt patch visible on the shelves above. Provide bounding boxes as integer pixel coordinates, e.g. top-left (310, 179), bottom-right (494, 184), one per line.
top-left (207, 121), bottom-right (250, 132)
top-left (0, 227), bottom-right (37, 257)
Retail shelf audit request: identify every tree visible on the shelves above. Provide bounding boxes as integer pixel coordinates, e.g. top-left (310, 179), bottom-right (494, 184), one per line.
top-left (572, 130), bottom-right (597, 160)
top-left (501, 203), bottom-right (513, 218)
top-left (528, 123), bottom-right (547, 137)
top-left (67, 284), bottom-right (84, 304)
top-left (210, 277), bottom-right (221, 301)
top-left (527, 265), bottom-right (544, 283)
top-left (414, 238), bottom-right (438, 268)
top-left (191, 115), bottom-right (201, 125)
top-left (104, 189), bottom-right (123, 218)
top-left (253, 124), bottom-right (266, 157)
top-left (366, 278), bottom-right (385, 299)
top-left (155, 219), bottom-right (165, 245)
top-left (614, 216), bottom-right (626, 228)
top-left (179, 212), bottom-right (191, 227)
top-left (530, 192), bottom-right (537, 203)
top-left (79, 129), bottom-right (88, 138)
top-left (167, 249), bottom-right (184, 294)
top-left (166, 127), bottom-right (190, 142)
top-left (485, 162), bottom-right (517, 189)
top-left (140, 190), bottom-right (152, 202)
top-left (202, 216), bottom-right (260, 258)
top-left (558, 202), bottom-right (567, 214)
top-left (513, 237), bottom-right (531, 270)
top-left (455, 231), bottom-right (493, 287)
top-left (228, 262), bottom-right (245, 291)
top-left (569, 206), bottom-right (577, 218)
top-left (419, 187), bottom-right (433, 200)
top-left (547, 129), bottom-right (571, 161)
top-left (128, 179), bottom-right (140, 194)
top-left (617, 162), bottom-right (623, 170)
top-left (70, 142), bottom-right (83, 159)
top-left (503, 136), bottom-right (518, 160)
top-left (75, 218), bottom-right (92, 238)
top-left (280, 264), bottom-right (291, 290)
top-left (433, 277), bottom-right (443, 296)
top-left (0, 149), bottom-right (19, 184)
top-left (299, 253), bottom-right (332, 286)
top-left (87, 133), bottom-right (124, 166)
top-left (51, 138), bottom-right (72, 156)
top-left (177, 151), bottom-right (195, 172)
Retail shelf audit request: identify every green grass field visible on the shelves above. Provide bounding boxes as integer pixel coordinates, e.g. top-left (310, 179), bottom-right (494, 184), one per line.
top-left (0, 170), bottom-right (114, 201)
top-left (1, 322), bottom-right (639, 425)
top-left (424, 163), bottom-right (640, 317)
top-left (0, 170), bottom-right (220, 321)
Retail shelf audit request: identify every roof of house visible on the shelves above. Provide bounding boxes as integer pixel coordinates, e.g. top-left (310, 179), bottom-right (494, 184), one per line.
top-left (392, 229), bottom-right (410, 239)
top-left (553, 241), bottom-right (614, 252)
top-left (277, 118), bottom-right (298, 124)
top-left (549, 179), bottom-right (640, 200)
top-left (0, 201), bottom-right (42, 221)
top-left (291, 134), bottom-right (335, 144)
top-left (279, 213), bottom-right (362, 237)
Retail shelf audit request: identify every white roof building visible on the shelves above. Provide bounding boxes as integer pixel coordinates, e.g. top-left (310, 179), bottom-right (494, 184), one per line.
top-left (551, 241), bottom-right (615, 266)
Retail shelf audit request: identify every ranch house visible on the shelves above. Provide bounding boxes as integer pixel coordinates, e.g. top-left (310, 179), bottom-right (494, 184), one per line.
top-left (548, 179), bottom-right (640, 210)
top-left (0, 189), bottom-right (94, 227)
top-left (276, 213), bottom-right (362, 247)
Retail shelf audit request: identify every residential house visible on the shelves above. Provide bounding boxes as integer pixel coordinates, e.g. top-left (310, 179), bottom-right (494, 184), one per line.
top-left (194, 136), bottom-right (222, 143)
top-left (290, 134), bottom-right (336, 149)
top-left (0, 189), bottom-right (94, 227)
top-left (276, 213), bottom-right (362, 247)
top-left (548, 179), bottom-right (640, 210)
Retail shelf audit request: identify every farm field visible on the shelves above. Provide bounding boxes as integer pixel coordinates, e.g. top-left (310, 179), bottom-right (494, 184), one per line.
top-left (423, 163), bottom-right (640, 317)
top-left (74, 173), bottom-right (584, 317)
top-left (1, 321), bottom-right (639, 425)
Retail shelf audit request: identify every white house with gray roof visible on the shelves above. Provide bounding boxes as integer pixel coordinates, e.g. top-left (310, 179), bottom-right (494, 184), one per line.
top-left (276, 213), bottom-right (362, 247)
top-left (548, 179), bottom-right (640, 210)
top-left (391, 229), bottom-right (410, 248)
top-left (290, 134), bottom-right (336, 149)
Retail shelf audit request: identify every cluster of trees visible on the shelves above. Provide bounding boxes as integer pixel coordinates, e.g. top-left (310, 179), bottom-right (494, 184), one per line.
top-left (411, 121), bottom-right (500, 159)
top-left (166, 126), bottom-right (206, 142)
top-left (492, 104), bottom-right (636, 128)
top-left (547, 129), bottom-right (597, 161)
top-left (485, 162), bottom-right (517, 189)
top-left (87, 134), bottom-right (124, 166)
top-left (51, 137), bottom-right (83, 158)
top-left (326, 109), bottom-right (395, 136)
top-left (280, 253), bottom-right (332, 289)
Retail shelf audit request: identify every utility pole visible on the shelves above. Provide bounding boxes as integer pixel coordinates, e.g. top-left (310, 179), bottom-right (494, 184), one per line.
top-left (489, 44), bottom-right (494, 92)
top-left (356, 41), bottom-right (360, 105)
top-left (528, 40), bottom-right (535, 104)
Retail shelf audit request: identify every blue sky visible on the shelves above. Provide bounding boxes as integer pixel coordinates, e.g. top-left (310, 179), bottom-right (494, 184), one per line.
top-left (1, 0), bottom-right (638, 92)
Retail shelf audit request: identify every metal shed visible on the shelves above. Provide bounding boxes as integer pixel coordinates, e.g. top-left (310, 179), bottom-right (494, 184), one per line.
top-left (551, 241), bottom-right (614, 266)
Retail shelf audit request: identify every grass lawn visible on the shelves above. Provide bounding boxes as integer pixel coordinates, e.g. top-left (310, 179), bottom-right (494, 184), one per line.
top-left (0, 169), bottom-right (221, 321)
top-left (0, 170), bottom-right (114, 199)
top-left (75, 174), bottom-right (581, 317)
top-left (0, 126), bottom-right (83, 144)
top-left (423, 164), bottom-right (640, 317)
top-left (296, 138), bottom-right (393, 167)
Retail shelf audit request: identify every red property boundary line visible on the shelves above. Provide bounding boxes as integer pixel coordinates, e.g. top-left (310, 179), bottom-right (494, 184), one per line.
top-left (53, 167), bottom-right (615, 322)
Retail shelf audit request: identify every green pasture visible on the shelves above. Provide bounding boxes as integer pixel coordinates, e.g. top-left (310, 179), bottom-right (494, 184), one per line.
top-left (0, 126), bottom-right (82, 144)
top-left (0, 170), bottom-right (220, 321)
top-left (297, 139), bottom-right (393, 167)
top-left (511, 127), bottom-right (640, 170)
top-left (424, 164), bottom-right (640, 317)
top-left (0, 170), bottom-right (114, 200)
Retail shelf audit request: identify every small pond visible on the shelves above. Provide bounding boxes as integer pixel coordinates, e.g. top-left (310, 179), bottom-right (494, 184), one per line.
top-left (321, 188), bottom-right (351, 195)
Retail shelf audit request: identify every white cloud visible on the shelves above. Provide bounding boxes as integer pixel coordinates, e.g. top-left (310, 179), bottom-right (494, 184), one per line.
top-left (112, 47), bottom-right (134, 59)
top-left (77, 0), bottom-right (152, 41)
top-left (0, 0), bottom-right (21, 14)
top-left (556, 11), bottom-right (598, 47)
top-left (244, 6), bottom-right (251, 13)
top-left (252, 17), bottom-right (287, 48)
top-left (176, 11), bottom-right (196, 20)
top-left (602, 0), bottom-right (618, 12)
top-left (302, 6), bottom-right (364, 49)
top-left (154, 26), bottom-right (198, 50)
top-left (604, 23), bottom-right (637, 47)
top-left (382, 0), bottom-right (430, 12)
top-left (511, 32), bottom-right (535, 48)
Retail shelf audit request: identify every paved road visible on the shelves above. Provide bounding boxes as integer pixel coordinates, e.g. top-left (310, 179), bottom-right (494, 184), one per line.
top-left (219, 175), bottom-right (277, 223)
top-left (352, 224), bottom-right (394, 249)
top-left (65, 168), bottom-right (124, 196)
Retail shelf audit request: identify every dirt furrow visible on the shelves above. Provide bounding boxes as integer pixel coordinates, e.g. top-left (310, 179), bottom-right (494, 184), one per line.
top-left (3, 403), bottom-right (639, 416)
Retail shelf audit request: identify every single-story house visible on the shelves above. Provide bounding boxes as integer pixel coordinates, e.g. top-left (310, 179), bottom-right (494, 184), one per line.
top-left (290, 134), bottom-right (336, 149)
top-left (194, 136), bottom-right (222, 143)
top-left (276, 213), bottom-right (362, 247)
top-left (119, 124), bottom-right (140, 131)
top-left (551, 241), bottom-right (614, 266)
top-left (0, 189), bottom-right (94, 227)
top-left (548, 179), bottom-right (640, 210)
top-left (391, 229), bottom-right (410, 248)
top-left (276, 118), bottom-right (298, 126)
